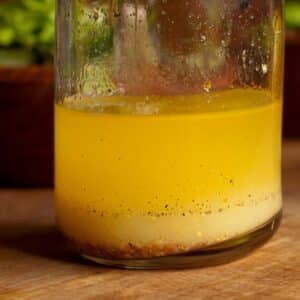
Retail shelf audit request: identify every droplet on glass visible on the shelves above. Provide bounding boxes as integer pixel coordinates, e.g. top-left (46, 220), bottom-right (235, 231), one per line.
top-left (262, 64), bottom-right (268, 74)
top-left (203, 80), bottom-right (212, 93)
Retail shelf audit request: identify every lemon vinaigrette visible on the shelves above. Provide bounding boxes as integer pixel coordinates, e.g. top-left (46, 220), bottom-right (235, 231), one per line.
top-left (55, 89), bottom-right (282, 259)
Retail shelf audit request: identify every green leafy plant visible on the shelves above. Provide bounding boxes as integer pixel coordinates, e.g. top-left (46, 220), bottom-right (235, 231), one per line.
top-left (286, 0), bottom-right (300, 29)
top-left (73, 3), bottom-right (114, 60)
top-left (0, 0), bottom-right (55, 65)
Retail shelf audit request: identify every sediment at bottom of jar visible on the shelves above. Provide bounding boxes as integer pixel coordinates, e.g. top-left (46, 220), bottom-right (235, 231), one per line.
top-left (68, 238), bottom-right (208, 259)
top-left (63, 210), bottom-right (281, 260)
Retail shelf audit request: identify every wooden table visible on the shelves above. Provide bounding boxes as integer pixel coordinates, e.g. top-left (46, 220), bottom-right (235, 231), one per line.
top-left (0, 142), bottom-right (299, 300)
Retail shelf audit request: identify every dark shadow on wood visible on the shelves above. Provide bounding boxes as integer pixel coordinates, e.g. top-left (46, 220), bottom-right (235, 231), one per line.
top-left (0, 224), bottom-right (99, 267)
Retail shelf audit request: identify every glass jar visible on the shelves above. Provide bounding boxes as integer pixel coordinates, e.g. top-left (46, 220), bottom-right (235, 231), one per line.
top-left (55, 0), bottom-right (284, 269)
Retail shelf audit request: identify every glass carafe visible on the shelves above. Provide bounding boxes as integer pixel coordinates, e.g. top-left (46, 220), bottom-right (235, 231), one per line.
top-left (55, 0), bottom-right (284, 269)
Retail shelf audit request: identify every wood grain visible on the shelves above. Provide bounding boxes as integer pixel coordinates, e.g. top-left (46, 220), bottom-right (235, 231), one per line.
top-left (0, 141), bottom-right (299, 300)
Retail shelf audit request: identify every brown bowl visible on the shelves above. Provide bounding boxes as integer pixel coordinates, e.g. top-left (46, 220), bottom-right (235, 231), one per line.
top-left (284, 30), bottom-right (300, 137)
top-left (0, 67), bottom-right (54, 186)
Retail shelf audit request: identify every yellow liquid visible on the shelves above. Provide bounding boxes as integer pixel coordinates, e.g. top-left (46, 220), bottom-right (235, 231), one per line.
top-left (55, 89), bottom-right (282, 258)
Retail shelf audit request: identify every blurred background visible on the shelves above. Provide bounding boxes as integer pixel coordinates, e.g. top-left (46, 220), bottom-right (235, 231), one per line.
top-left (0, 0), bottom-right (299, 187)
